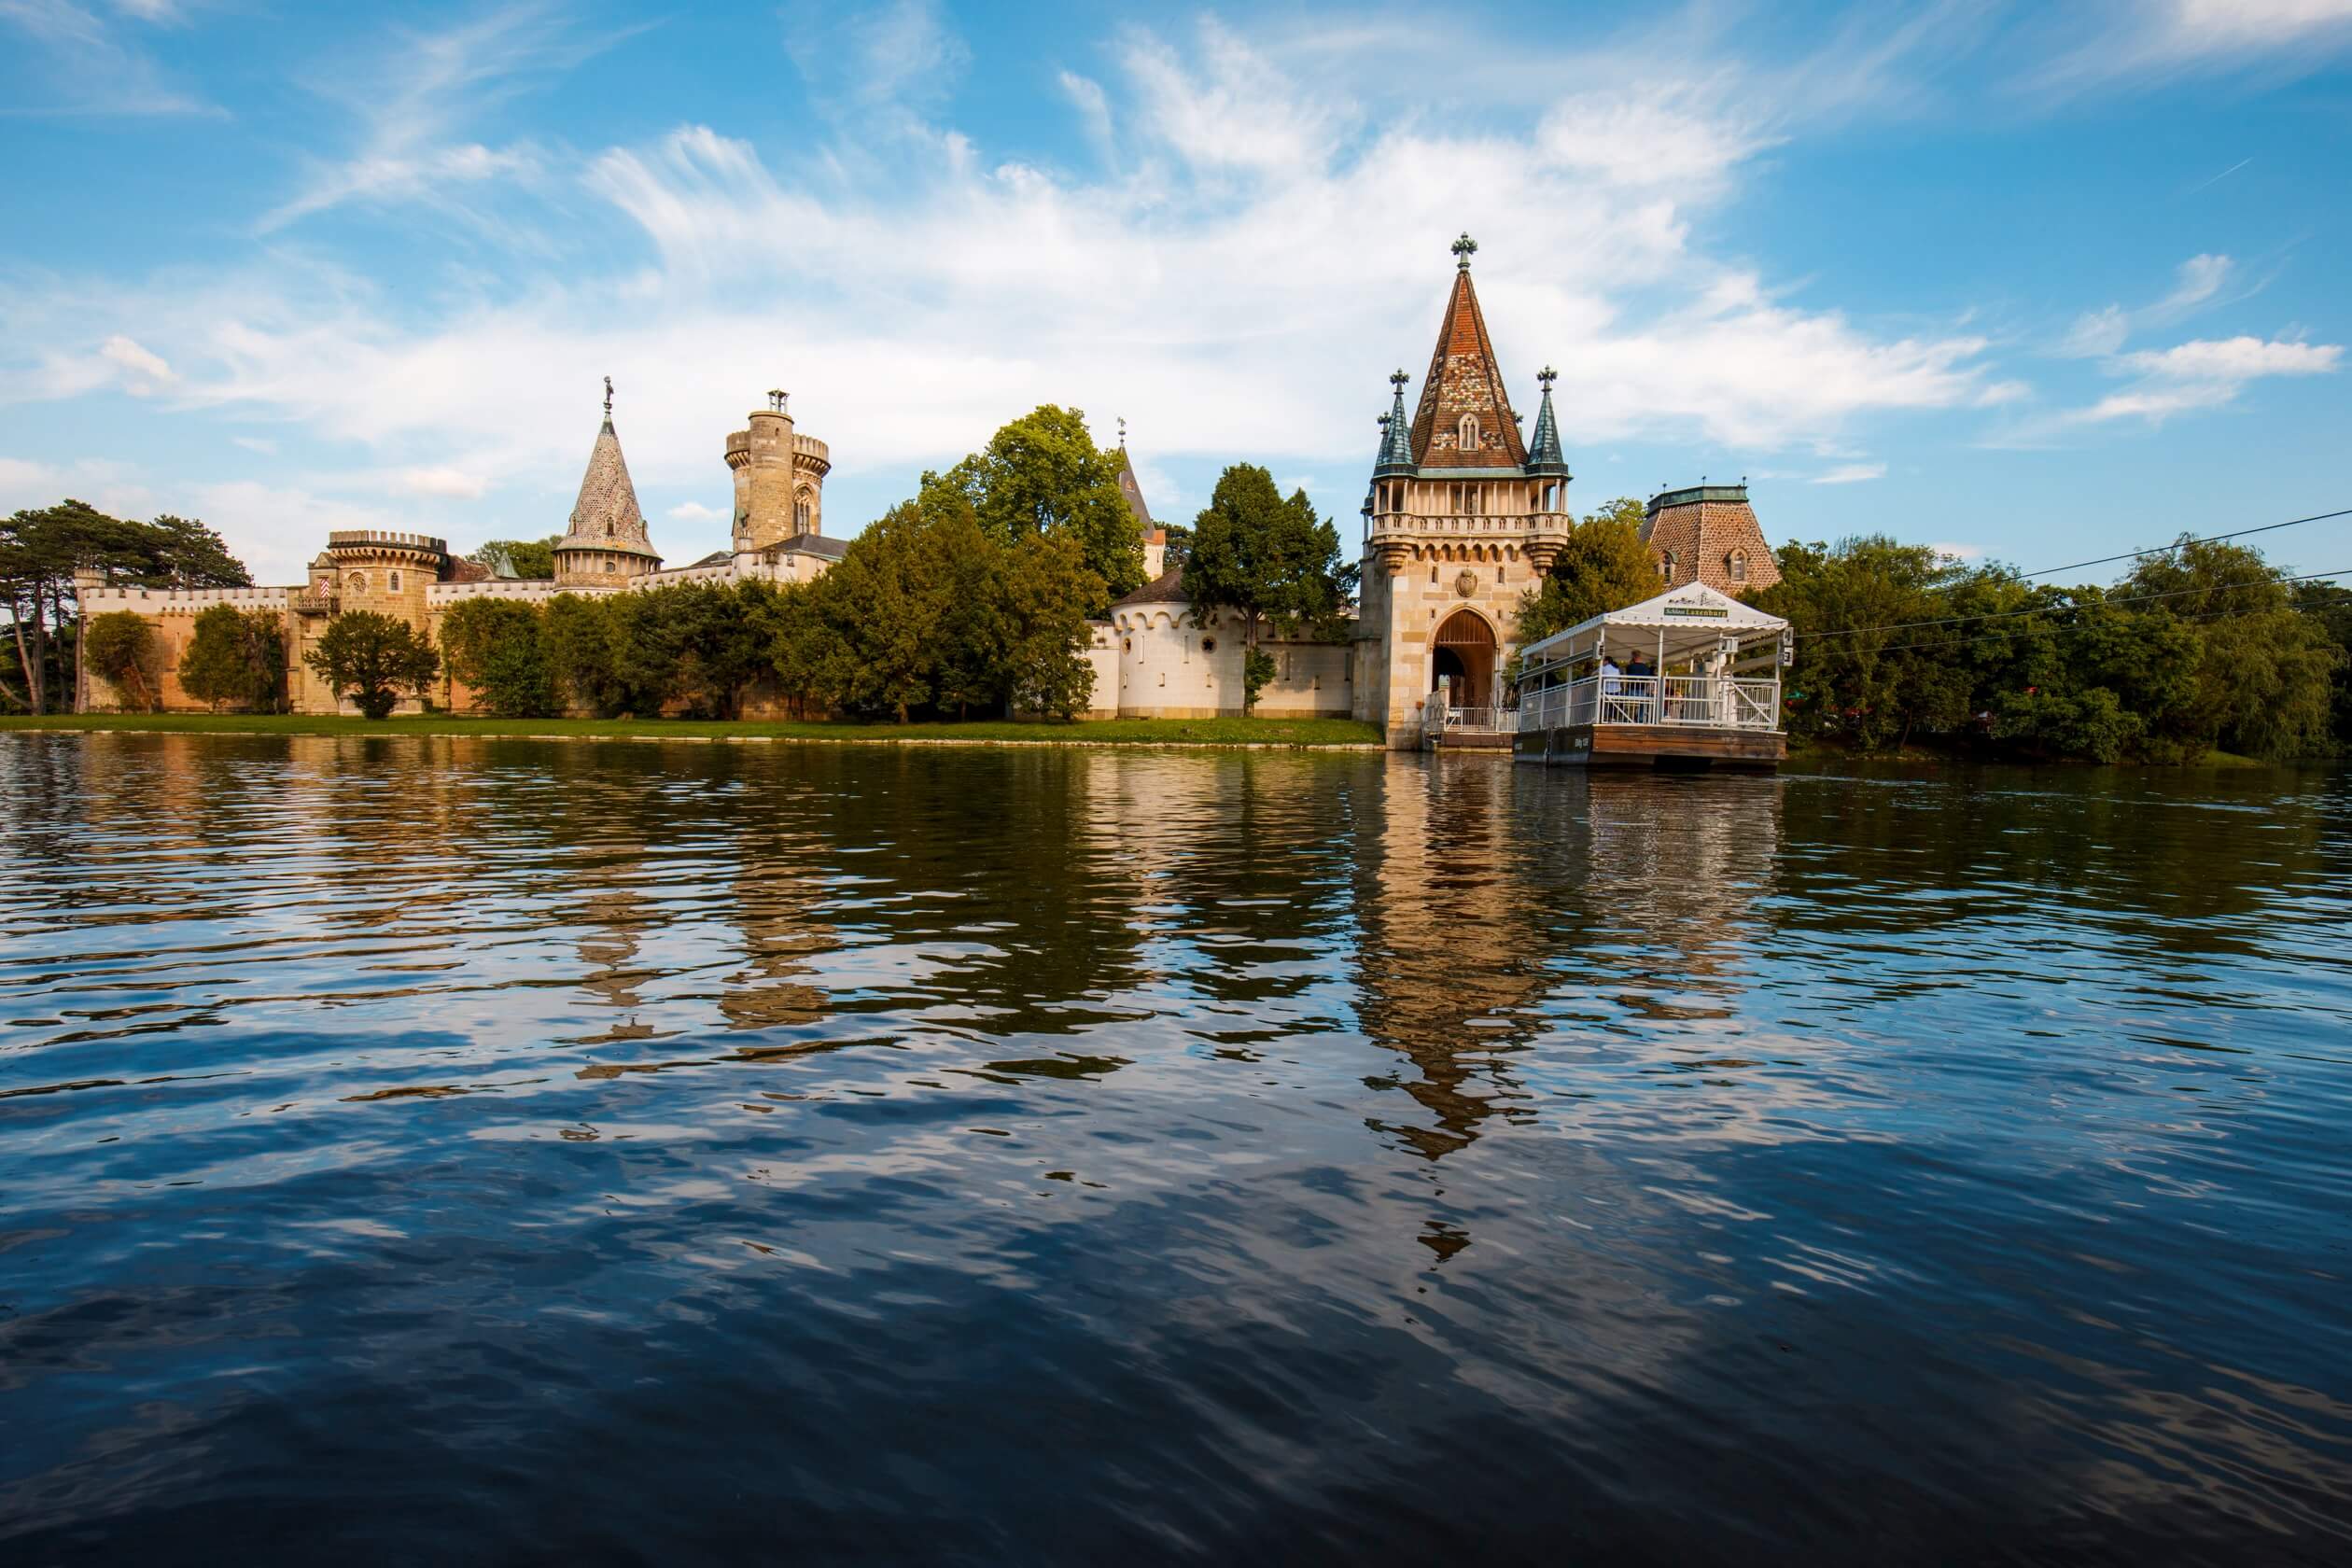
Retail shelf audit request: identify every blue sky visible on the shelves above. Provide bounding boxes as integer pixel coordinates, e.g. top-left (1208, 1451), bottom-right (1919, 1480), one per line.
top-left (4, 1), bottom-right (2350, 587)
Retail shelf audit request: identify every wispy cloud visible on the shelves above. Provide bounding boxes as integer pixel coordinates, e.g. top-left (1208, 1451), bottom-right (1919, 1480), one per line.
top-left (2062, 333), bottom-right (2341, 427)
top-left (2060, 253), bottom-right (2236, 357)
top-left (0, 0), bottom-right (215, 116)
top-left (666, 500), bottom-right (721, 521)
top-left (1812, 462), bottom-right (1886, 484)
top-left (2029, 0), bottom-right (2352, 91)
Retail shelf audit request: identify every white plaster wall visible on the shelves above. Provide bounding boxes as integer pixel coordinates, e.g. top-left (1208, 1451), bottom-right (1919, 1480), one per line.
top-left (1106, 604), bottom-right (1352, 719)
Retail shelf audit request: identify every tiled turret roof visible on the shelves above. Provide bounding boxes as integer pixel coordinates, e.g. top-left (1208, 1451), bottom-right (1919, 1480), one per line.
top-left (1374, 371), bottom-right (1415, 476)
top-left (1407, 238), bottom-right (1528, 470)
top-left (1525, 368), bottom-right (1570, 479)
top-left (557, 401), bottom-right (657, 559)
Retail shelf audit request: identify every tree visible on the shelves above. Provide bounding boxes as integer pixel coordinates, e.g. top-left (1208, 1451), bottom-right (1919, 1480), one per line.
top-left (1513, 497), bottom-right (1664, 649)
top-left (1754, 537), bottom-right (1972, 750)
top-left (2121, 538), bottom-right (2340, 761)
top-left (1157, 521), bottom-right (1193, 573)
top-left (440, 597), bottom-right (556, 718)
top-left (469, 536), bottom-right (562, 580)
top-left (304, 610), bottom-right (440, 720)
top-left (809, 502), bottom-right (951, 722)
top-left (1, 500), bottom-right (248, 714)
top-left (83, 611), bottom-right (163, 711)
top-left (177, 604), bottom-right (286, 712)
top-left (1182, 464), bottom-right (1354, 713)
top-left (544, 594), bottom-right (625, 716)
top-left (2291, 579), bottom-right (2352, 750)
top-left (918, 405), bottom-right (1144, 612)
top-left (998, 531), bottom-right (1102, 719)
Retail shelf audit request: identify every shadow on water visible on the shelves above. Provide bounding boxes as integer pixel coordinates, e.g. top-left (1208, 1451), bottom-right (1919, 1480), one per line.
top-left (1, 734), bottom-right (2348, 1563)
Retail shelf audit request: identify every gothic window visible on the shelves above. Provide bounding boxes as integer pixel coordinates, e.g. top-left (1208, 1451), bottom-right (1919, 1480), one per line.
top-left (1497, 566), bottom-right (1505, 584)
top-left (1729, 550), bottom-right (1749, 584)
top-left (388, 570), bottom-right (401, 591)
top-left (1459, 414), bottom-right (1479, 451)
top-left (1662, 551), bottom-right (1678, 579)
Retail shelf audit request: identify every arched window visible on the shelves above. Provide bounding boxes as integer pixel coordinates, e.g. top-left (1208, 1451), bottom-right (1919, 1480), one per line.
top-left (388, 570), bottom-right (401, 591)
top-left (1661, 551), bottom-right (1677, 580)
top-left (1458, 413), bottom-right (1478, 451)
top-left (1729, 550), bottom-right (1749, 584)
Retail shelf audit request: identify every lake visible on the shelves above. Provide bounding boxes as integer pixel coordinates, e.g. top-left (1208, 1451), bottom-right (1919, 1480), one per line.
top-left (2, 735), bottom-right (2348, 1563)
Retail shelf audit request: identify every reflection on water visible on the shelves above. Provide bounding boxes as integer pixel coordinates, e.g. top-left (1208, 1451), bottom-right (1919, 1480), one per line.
top-left (2, 735), bottom-right (2349, 1563)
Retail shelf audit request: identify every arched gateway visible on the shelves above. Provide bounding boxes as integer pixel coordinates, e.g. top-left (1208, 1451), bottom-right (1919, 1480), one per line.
top-left (1431, 609), bottom-right (1496, 709)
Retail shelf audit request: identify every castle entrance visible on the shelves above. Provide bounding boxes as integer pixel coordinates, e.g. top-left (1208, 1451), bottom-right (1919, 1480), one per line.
top-left (1431, 609), bottom-right (1496, 711)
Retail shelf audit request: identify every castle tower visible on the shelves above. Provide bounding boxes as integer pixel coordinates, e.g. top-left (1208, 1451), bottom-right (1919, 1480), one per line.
top-left (291, 529), bottom-right (452, 713)
top-left (1354, 235), bottom-right (1571, 749)
top-left (553, 378), bottom-right (661, 588)
top-left (1640, 484), bottom-right (1781, 596)
top-left (726, 388), bottom-right (832, 553)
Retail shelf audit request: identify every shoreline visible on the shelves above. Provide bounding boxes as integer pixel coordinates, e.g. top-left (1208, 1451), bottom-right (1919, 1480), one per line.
top-left (0, 714), bottom-right (1390, 750)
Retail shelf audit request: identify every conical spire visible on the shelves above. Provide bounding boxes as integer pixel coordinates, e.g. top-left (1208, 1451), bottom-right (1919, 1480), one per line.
top-left (559, 379), bottom-right (651, 553)
top-left (1374, 370), bottom-right (1416, 476)
top-left (1407, 234), bottom-right (1527, 470)
top-left (1526, 366), bottom-right (1570, 478)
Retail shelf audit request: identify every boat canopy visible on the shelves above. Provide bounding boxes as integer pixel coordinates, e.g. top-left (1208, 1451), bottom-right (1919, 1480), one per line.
top-left (1520, 582), bottom-right (1788, 670)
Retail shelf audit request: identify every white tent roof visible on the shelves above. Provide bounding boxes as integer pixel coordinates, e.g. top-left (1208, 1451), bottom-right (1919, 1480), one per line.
top-left (1521, 582), bottom-right (1786, 665)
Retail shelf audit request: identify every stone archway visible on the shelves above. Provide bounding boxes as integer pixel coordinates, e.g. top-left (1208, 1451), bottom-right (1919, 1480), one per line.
top-left (1431, 609), bottom-right (1497, 708)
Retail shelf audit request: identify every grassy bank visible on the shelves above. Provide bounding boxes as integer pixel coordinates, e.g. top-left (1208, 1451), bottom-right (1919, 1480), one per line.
top-left (1, 712), bottom-right (1387, 749)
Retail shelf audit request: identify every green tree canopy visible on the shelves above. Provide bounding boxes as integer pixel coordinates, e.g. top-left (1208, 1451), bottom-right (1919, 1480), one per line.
top-left (918, 406), bottom-right (1143, 612)
top-left (177, 604), bottom-right (286, 713)
top-left (441, 596), bottom-right (557, 718)
top-left (1182, 464), bottom-right (1353, 712)
top-left (469, 537), bottom-right (562, 580)
top-left (83, 610), bottom-right (164, 711)
top-left (2, 500), bottom-right (249, 713)
top-left (1512, 497), bottom-right (1665, 651)
top-left (2121, 538), bottom-right (2340, 762)
top-left (304, 610), bottom-right (440, 720)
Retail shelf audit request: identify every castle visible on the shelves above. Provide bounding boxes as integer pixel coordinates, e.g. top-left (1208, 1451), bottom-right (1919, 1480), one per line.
top-left (77, 238), bottom-right (1778, 744)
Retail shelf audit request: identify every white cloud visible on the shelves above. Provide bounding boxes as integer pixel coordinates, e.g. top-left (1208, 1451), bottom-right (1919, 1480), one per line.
top-left (2060, 253), bottom-right (2236, 357)
top-left (1930, 541), bottom-right (1983, 561)
top-left (398, 465), bottom-right (490, 499)
top-left (1534, 94), bottom-right (1772, 190)
top-left (99, 333), bottom-right (175, 392)
top-left (666, 500), bottom-right (721, 521)
top-left (2032, 0), bottom-right (2352, 90)
top-left (1812, 462), bottom-right (1886, 484)
top-left (0, 455), bottom-right (158, 522)
top-left (231, 436), bottom-right (279, 455)
top-left (2057, 333), bottom-right (2341, 427)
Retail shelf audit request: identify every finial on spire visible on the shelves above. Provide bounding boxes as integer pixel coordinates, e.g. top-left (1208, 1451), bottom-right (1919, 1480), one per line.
top-left (1451, 232), bottom-right (1477, 270)
top-left (1538, 365), bottom-right (1558, 390)
top-left (1117, 415), bottom-right (1127, 447)
top-left (603, 375), bottom-right (614, 416)
top-left (1389, 368), bottom-right (1408, 390)
top-left (1378, 413), bottom-right (1391, 428)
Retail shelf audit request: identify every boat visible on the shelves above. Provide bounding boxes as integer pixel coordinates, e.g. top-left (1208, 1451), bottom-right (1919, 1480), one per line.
top-left (1511, 583), bottom-right (1789, 770)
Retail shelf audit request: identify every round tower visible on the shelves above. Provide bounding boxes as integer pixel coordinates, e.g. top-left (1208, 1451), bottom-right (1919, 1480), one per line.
top-left (728, 388), bottom-right (797, 553)
top-left (552, 378), bottom-right (661, 587)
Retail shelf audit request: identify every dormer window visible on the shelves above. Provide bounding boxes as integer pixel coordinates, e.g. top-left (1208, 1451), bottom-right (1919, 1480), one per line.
top-left (1458, 414), bottom-right (1479, 452)
top-left (1728, 550), bottom-right (1749, 585)
top-left (1661, 551), bottom-right (1677, 580)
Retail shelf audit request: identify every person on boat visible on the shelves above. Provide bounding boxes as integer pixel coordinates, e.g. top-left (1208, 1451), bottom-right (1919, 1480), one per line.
top-left (1626, 651), bottom-right (1654, 679)
top-left (1601, 652), bottom-right (1622, 696)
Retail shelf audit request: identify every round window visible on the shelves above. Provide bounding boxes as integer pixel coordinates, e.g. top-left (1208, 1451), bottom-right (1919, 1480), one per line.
top-left (1200, 637), bottom-right (1217, 653)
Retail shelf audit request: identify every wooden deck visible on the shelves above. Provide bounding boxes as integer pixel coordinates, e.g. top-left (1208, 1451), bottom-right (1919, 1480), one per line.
top-left (1514, 722), bottom-right (1785, 770)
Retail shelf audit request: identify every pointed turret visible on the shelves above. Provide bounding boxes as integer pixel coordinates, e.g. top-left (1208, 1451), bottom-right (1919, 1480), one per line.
top-left (1525, 366), bottom-right (1570, 479)
top-left (1407, 233), bottom-right (1527, 470)
top-left (1374, 371), bottom-right (1416, 476)
top-left (553, 378), bottom-right (661, 587)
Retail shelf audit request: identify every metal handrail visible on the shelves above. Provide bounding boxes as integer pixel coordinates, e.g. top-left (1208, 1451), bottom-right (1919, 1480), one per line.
top-left (1516, 674), bottom-right (1782, 733)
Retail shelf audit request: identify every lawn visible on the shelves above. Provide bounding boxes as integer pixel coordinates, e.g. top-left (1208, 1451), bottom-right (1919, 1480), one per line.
top-left (1, 712), bottom-right (1387, 748)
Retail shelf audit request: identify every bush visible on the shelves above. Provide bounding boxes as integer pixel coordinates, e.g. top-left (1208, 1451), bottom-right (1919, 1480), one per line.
top-left (83, 610), bottom-right (163, 711)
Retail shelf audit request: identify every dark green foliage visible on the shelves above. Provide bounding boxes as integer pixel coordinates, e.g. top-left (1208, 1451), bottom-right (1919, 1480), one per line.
top-left (177, 605), bottom-right (286, 713)
top-left (1759, 534), bottom-right (2342, 762)
top-left (917, 405), bottom-right (1144, 612)
top-left (83, 610), bottom-right (164, 711)
top-left (1183, 464), bottom-right (1355, 712)
top-left (468, 537), bottom-right (562, 580)
top-left (2290, 579), bottom-right (2352, 749)
top-left (304, 611), bottom-right (441, 720)
top-left (1241, 648), bottom-right (1278, 715)
top-left (1513, 497), bottom-right (1665, 650)
top-left (440, 597), bottom-right (556, 718)
top-left (2, 498), bottom-right (249, 713)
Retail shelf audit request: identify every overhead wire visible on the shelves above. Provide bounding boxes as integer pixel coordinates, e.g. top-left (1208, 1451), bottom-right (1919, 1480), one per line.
top-left (1801, 565), bottom-right (2351, 643)
top-left (1799, 567), bottom-right (2349, 660)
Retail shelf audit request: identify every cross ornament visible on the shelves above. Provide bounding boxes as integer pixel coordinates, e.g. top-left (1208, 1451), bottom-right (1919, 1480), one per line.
top-left (1451, 232), bottom-right (1477, 269)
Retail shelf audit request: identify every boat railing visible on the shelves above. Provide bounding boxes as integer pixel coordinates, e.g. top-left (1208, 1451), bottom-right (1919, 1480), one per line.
top-left (1518, 673), bottom-right (1781, 733)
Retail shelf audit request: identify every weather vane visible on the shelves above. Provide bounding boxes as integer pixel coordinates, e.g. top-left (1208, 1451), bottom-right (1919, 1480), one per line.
top-left (1117, 415), bottom-right (1127, 446)
top-left (1451, 232), bottom-right (1477, 269)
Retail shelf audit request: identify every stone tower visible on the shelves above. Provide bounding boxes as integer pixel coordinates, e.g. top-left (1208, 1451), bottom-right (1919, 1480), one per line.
top-left (553, 379), bottom-right (661, 588)
top-left (287, 529), bottom-right (452, 712)
top-left (726, 389), bottom-right (832, 553)
top-left (1353, 235), bottom-right (1571, 748)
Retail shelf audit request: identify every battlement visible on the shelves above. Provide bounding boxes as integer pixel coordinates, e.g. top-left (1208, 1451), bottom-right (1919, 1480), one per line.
top-left (327, 529), bottom-right (449, 553)
top-left (794, 433), bottom-right (830, 471)
top-left (80, 584), bottom-right (293, 612)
